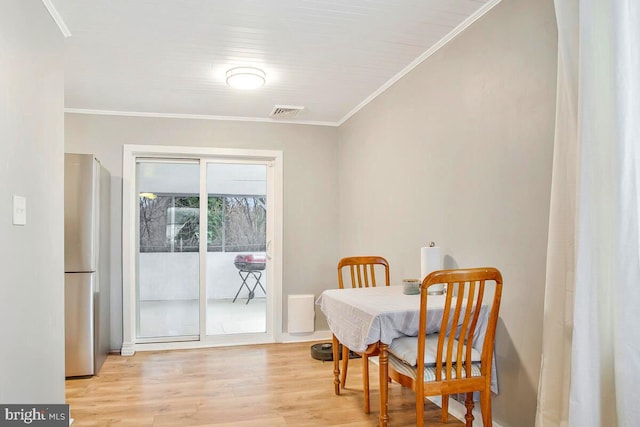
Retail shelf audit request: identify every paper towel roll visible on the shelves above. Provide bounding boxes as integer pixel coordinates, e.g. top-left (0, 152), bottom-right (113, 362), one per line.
top-left (420, 245), bottom-right (444, 294)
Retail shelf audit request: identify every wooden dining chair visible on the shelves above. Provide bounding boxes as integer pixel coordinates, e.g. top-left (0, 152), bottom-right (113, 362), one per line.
top-left (385, 267), bottom-right (503, 427)
top-left (337, 255), bottom-right (390, 413)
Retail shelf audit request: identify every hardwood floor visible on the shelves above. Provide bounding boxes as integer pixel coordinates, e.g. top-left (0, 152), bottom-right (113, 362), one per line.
top-left (66, 341), bottom-right (463, 426)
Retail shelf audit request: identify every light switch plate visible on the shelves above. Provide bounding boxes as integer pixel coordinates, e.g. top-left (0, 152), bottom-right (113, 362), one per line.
top-left (12, 195), bottom-right (26, 225)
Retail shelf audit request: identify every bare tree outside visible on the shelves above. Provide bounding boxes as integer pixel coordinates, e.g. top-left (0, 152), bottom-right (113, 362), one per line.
top-left (139, 195), bottom-right (173, 252)
top-left (224, 196), bottom-right (266, 252)
top-left (139, 193), bottom-right (266, 253)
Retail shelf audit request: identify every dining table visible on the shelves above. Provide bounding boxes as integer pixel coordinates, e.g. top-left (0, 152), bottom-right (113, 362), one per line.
top-left (316, 285), bottom-right (497, 427)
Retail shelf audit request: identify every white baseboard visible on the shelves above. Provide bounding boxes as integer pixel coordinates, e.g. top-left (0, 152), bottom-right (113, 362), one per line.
top-left (279, 330), bottom-right (332, 343)
top-left (427, 396), bottom-right (505, 427)
top-left (120, 341), bottom-right (135, 356)
top-left (117, 331), bottom-right (331, 355)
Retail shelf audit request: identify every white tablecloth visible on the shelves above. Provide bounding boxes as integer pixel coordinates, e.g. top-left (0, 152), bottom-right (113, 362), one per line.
top-left (316, 285), bottom-right (498, 393)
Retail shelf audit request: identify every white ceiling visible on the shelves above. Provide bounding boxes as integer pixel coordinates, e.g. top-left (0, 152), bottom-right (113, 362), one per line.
top-left (46, 0), bottom-right (498, 126)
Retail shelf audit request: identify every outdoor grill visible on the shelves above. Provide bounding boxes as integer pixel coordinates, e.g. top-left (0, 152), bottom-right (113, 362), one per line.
top-left (233, 254), bottom-right (267, 271)
top-left (232, 253), bottom-right (267, 304)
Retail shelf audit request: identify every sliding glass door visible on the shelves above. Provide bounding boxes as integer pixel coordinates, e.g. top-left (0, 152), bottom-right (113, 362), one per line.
top-left (136, 160), bottom-right (201, 340)
top-left (134, 157), bottom-right (271, 343)
top-left (205, 162), bottom-right (268, 336)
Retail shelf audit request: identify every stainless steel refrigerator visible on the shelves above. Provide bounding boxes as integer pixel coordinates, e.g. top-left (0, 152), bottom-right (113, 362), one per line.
top-left (64, 153), bottom-right (111, 377)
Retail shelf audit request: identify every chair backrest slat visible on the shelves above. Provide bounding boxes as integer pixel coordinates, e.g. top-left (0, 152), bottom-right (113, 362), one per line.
top-left (358, 264), bottom-right (369, 288)
top-left (456, 280), bottom-right (475, 379)
top-left (465, 279), bottom-right (485, 376)
top-left (349, 265), bottom-right (355, 288)
top-left (447, 282), bottom-right (466, 379)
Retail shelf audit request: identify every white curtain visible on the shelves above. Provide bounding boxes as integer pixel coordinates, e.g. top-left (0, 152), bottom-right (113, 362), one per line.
top-left (536, 1), bottom-right (640, 426)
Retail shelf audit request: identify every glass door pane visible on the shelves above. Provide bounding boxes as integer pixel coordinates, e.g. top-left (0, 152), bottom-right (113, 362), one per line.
top-left (136, 161), bottom-right (200, 340)
top-left (205, 162), bottom-right (268, 335)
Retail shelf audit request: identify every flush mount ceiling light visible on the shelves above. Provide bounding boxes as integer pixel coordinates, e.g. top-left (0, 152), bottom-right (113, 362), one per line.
top-left (225, 67), bottom-right (266, 90)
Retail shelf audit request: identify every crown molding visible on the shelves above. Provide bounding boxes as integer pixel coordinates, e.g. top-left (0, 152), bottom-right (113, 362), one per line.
top-left (64, 108), bottom-right (339, 127)
top-left (41, 0), bottom-right (72, 37)
top-left (337, 0), bottom-right (502, 126)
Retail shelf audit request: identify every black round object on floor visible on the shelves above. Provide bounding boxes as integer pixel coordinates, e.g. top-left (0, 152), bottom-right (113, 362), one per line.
top-left (310, 342), bottom-right (337, 361)
top-left (310, 343), bottom-right (361, 361)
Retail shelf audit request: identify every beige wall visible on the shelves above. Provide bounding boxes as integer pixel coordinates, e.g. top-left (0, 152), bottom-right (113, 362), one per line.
top-left (0, 1), bottom-right (65, 403)
top-left (65, 114), bottom-right (339, 348)
top-left (337, 0), bottom-right (557, 425)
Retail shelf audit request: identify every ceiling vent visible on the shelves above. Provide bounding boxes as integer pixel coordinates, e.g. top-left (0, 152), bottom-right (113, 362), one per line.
top-left (270, 105), bottom-right (304, 120)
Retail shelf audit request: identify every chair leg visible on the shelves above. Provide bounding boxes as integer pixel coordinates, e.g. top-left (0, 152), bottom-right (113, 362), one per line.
top-left (464, 392), bottom-right (475, 427)
top-left (332, 334), bottom-right (340, 395)
top-left (340, 346), bottom-right (350, 388)
top-left (416, 394), bottom-right (424, 427)
top-left (441, 394), bottom-right (449, 422)
top-left (362, 354), bottom-right (370, 413)
top-left (480, 388), bottom-right (493, 426)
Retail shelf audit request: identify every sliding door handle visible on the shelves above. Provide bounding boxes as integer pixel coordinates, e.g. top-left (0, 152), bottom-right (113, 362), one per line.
top-left (266, 240), bottom-right (273, 260)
